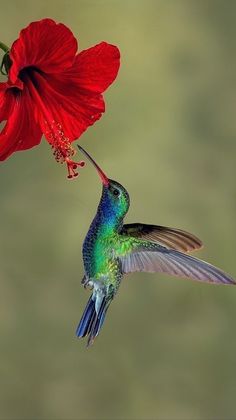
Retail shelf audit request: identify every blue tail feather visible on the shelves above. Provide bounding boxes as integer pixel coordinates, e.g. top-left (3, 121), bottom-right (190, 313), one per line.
top-left (76, 295), bottom-right (95, 337)
top-left (76, 294), bottom-right (110, 346)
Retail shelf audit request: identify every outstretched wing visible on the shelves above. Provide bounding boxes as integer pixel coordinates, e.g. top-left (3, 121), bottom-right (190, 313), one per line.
top-left (121, 223), bottom-right (202, 253)
top-left (120, 243), bottom-right (235, 285)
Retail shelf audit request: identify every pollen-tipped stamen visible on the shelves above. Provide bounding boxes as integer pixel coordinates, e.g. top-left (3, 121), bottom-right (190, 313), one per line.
top-left (45, 121), bottom-right (85, 179)
top-left (66, 158), bottom-right (85, 179)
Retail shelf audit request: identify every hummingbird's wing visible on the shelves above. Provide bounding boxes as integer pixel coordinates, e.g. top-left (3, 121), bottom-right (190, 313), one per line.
top-left (119, 242), bottom-right (235, 285)
top-left (121, 223), bottom-right (202, 253)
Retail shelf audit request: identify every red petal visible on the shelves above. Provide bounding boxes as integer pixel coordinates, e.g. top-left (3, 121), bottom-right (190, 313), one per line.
top-left (65, 42), bottom-right (120, 93)
top-left (9, 19), bottom-right (77, 84)
top-left (0, 88), bottom-right (42, 161)
top-left (29, 71), bottom-right (105, 141)
top-left (30, 42), bottom-right (120, 141)
top-left (0, 83), bottom-right (15, 121)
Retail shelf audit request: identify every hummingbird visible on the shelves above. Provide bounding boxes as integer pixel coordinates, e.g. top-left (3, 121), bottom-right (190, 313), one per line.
top-left (76, 145), bottom-right (235, 346)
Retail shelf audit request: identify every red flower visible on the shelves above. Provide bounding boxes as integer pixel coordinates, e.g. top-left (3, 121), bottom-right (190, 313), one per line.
top-left (0, 19), bottom-right (120, 178)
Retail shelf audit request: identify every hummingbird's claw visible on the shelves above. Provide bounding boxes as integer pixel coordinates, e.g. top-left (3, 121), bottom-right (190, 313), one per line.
top-left (81, 276), bottom-right (94, 290)
top-left (84, 282), bottom-right (93, 291)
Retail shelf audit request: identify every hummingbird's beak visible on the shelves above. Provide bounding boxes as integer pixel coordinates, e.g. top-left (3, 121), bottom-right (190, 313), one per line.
top-left (77, 145), bottom-right (109, 186)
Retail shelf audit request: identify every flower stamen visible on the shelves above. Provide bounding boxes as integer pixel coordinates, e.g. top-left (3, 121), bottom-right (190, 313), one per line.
top-left (44, 120), bottom-right (85, 179)
top-left (66, 158), bottom-right (85, 179)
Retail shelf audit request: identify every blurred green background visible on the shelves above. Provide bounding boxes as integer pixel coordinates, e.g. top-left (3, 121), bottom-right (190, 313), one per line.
top-left (0, 1), bottom-right (236, 419)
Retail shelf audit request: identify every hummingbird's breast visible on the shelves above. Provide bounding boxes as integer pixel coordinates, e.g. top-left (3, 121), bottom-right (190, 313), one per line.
top-left (82, 215), bottom-right (121, 282)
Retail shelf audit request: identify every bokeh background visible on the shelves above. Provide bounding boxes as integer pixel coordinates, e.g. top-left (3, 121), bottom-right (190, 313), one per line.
top-left (0, 1), bottom-right (236, 419)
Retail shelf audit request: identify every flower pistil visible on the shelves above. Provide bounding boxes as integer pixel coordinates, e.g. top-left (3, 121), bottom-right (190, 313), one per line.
top-left (45, 120), bottom-right (85, 178)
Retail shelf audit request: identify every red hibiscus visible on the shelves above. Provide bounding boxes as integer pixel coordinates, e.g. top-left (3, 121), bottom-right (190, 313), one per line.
top-left (0, 19), bottom-right (120, 178)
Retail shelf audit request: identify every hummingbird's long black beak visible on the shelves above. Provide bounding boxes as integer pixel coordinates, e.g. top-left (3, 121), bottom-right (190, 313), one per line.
top-left (77, 145), bottom-right (109, 186)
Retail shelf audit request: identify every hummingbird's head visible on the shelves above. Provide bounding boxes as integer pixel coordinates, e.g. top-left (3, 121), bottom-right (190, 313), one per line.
top-left (77, 145), bottom-right (130, 220)
top-left (102, 178), bottom-right (130, 218)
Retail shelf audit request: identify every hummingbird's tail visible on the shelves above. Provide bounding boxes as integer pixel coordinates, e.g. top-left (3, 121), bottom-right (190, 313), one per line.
top-left (76, 294), bottom-right (111, 347)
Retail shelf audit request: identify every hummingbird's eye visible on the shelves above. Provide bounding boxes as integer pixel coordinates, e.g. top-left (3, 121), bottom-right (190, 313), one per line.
top-left (113, 188), bottom-right (120, 197)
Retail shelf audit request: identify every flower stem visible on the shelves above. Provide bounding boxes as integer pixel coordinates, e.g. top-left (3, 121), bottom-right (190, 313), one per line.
top-left (0, 42), bottom-right (9, 53)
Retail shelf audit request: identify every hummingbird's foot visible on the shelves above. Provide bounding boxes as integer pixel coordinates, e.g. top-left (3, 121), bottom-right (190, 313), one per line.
top-left (81, 276), bottom-right (94, 290)
top-left (84, 281), bottom-right (94, 290)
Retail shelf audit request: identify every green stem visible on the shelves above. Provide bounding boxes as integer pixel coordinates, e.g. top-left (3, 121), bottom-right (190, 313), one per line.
top-left (0, 41), bottom-right (9, 53)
